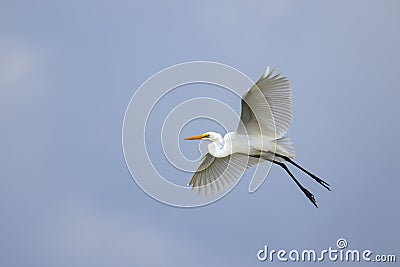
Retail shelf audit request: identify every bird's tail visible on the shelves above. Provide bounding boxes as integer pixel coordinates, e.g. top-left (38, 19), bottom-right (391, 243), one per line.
top-left (275, 137), bottom-right (295, 159)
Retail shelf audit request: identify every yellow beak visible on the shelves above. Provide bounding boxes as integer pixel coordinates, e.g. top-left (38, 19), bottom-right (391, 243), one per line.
top-left (184, 133), bottom-right (207, 140)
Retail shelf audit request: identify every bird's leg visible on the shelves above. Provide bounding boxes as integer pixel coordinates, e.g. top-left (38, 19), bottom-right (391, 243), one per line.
top-left (274, 161), bottom-right (318, 208)
top-left (277, 155), bottom-right (331, 191)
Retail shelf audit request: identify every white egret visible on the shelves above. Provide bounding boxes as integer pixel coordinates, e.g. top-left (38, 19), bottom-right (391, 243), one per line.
top-left (184, 67), bottom-right (330, 207)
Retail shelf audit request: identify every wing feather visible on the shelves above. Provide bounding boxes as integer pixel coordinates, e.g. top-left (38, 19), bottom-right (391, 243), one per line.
top-left (188, 153), bottom-right (262, 194)
top-left (237, 67), bottom-right (292, 138)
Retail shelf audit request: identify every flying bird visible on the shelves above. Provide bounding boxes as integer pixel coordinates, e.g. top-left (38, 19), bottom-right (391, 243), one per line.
top-left (184, 67), bottom-right (330, 207)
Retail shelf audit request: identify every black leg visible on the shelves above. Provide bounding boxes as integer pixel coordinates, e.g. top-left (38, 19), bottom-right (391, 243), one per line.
top-left (274, 161), bottom-right (318, 208)
top-left (277, 155), bottom-right (331, 191)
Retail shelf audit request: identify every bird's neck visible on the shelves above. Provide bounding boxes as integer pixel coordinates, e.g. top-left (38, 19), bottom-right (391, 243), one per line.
top-left (215, 136), bottom-right (225, 150)
top-left (208, 134), bottom-right (231, 157)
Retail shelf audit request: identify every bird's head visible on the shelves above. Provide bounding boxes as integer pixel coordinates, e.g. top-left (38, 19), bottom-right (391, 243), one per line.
top-left (184, 131), bottom-right (222, 142)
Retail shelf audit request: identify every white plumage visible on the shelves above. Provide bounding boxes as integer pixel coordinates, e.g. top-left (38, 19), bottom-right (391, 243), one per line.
top-left (184, 67), bottom-right (330, 207)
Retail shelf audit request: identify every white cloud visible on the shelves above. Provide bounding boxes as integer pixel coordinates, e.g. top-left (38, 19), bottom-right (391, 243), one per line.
top-left (0, 35), bottom-right (41, 90)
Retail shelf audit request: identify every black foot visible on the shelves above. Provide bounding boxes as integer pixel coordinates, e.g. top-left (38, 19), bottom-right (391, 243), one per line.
top-left (302, 187), bottom-right (318, 208)
top-left (311, 174), bottom-right (331, 191)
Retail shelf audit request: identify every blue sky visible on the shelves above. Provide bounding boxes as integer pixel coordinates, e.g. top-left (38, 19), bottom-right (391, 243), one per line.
top-left (1, 1), bottom-right (399, 266)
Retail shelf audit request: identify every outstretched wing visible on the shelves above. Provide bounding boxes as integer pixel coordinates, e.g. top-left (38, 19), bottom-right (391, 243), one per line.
top-left (188, 153), bottom-right (262, 194)
top-left (237, 67), bottom-right (292, 138)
